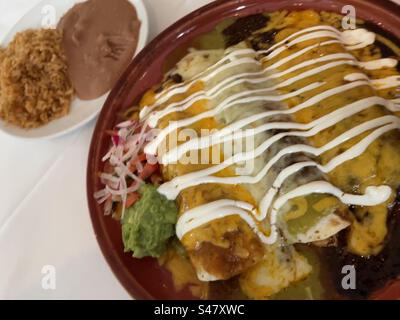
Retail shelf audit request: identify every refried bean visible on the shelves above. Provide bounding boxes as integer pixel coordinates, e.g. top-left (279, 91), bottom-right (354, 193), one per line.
top-left (57, 0), bottom-right (140, 100)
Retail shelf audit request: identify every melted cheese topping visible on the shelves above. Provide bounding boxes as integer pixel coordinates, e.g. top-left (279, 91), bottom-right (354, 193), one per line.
top-left (140, 21), bottom-right (400, 256)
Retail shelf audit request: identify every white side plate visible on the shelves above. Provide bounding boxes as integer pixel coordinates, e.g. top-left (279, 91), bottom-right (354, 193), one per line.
top-left (0, 0), bottom-right (148, 139)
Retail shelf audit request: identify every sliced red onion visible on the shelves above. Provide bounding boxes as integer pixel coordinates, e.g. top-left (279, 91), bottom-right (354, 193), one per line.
top-left (99, 173), bottom-right (120, 184)
top-left (120, 174), bottom-right (128, 218)
top-left (118, 163), bottom-right (144, 185)
top-left (102, 145), bottom-right (116, 162)
top-left (112, 135), bottom-right (120, 146)
top-left (94, 188), bottom-right (108, 200)
top-left (106, 181), bottom-right (120, 190)
top-left (116, 120), bottom-right (136, 128)
top-left (104, 198), bottom-right (113, 215)
top-left (135, 160), bottom-right (144, 173)
top-left (97, 194), bottom-right (111, 204)
top-left (98, 113), bottom-right (161, 216)
top-left (118, 128), bottom-right (130, 140)
top-left (106, 186), bottom-right (127, 196)
top-left (126, 171), bottom-right (143, 184)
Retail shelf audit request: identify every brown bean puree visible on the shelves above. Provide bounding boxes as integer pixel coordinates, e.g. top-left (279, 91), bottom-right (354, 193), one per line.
top-left (57, 0), bottom-right (140, 100)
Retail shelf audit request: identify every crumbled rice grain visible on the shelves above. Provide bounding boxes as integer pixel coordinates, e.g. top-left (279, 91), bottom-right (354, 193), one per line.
top-left (0, 29), bottom-right (73, 128)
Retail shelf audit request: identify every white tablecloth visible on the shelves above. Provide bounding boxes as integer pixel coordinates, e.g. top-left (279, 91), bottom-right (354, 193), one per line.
top-left (0, 0), bottom-right (212, 300)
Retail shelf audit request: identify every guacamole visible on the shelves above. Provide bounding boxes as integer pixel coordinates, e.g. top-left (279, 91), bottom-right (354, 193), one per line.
top-left (122, 184), bottom-right (178, 258)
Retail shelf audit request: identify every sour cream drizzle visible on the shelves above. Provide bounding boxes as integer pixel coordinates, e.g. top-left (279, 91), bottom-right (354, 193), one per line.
top-left (345, 73), bottom-right (400, 90)
top-left (162, 80), bottom-right (375, 165)
top-left (146, 53), bottom-right (359, 128)
top-left (143, 25), bottom-right (399, 243)
top-left (160, 109), bottom-right (398, 200)
top-left (144, 82), bottom-right (323, 155)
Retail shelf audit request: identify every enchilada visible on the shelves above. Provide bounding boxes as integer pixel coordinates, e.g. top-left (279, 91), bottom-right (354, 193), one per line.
top-left (95, 9), bottom-right (400, 299)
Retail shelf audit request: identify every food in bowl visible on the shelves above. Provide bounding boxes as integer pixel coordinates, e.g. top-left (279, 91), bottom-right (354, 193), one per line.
top-left (0, 0), bottom-right (141, 131)
top-left (95, 9), bottom-right (400, 299)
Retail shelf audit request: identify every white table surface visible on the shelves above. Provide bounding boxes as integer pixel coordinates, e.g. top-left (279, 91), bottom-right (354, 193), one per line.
top-left (1, 0), bottom-right (399, 300)
top-left (0, 0), bottom-right (212, 300)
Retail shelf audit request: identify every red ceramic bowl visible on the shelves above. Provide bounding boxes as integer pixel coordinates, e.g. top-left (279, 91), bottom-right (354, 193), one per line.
top-left (87, 0), bottom-right (400, 300)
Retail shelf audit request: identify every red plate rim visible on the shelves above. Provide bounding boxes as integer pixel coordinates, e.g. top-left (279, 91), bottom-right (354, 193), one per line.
top-left (87, 0), bottom-right (400, 300)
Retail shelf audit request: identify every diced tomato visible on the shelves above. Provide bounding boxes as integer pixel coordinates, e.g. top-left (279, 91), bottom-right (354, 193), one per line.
top-left (136, 153), bottom-right (147, 162)
top-left (125, 192), bottom-right (140, 208)
top-left (129, 153), bottom-right (147, 172)
top-left (139, 163), bottom-right (159, 180)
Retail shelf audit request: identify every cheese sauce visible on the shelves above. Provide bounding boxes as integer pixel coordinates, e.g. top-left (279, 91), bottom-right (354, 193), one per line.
top-left (140, 24), bottom-right (400, 254)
